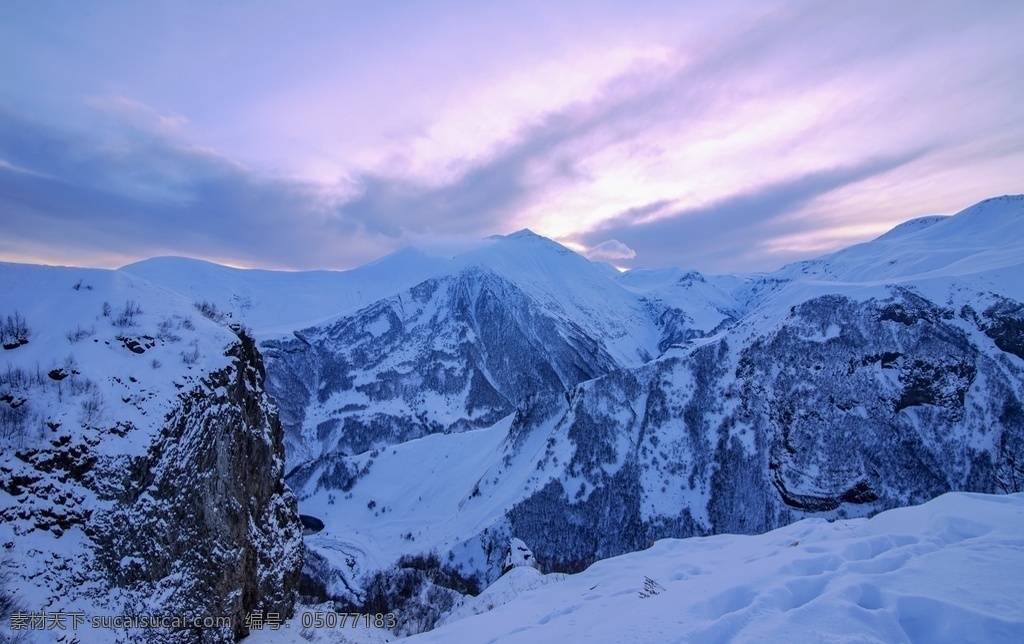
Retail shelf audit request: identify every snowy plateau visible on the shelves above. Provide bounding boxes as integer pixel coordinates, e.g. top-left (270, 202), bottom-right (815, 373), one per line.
top-left (1, 195), bottom-right (1024, 643)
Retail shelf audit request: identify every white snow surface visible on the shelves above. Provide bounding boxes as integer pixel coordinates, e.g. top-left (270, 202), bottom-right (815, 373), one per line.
top-left (775, 195), bottom-right (1024, 285)
top-left (0, 261), bottom-right (236, 458)
top-left (410, 492), bottom-right (1024, 643)
top-left (120, 248), bottom-right (450, 336)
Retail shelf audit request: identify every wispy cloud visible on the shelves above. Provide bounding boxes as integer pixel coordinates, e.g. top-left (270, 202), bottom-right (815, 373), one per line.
top-left (582, 240), bottom-right (637, 262)
top-left (573, 152), bottom-right (932, 272)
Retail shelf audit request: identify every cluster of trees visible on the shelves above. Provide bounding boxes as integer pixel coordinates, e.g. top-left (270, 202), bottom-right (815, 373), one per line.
top-left (1, 311), bottom-right (29, 349)
top-left (347, 551), bottom-right (480, 636)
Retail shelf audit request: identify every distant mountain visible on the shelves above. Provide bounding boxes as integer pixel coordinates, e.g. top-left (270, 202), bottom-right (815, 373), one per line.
top-left (265, 196), bottom-right (1024, 627)
top-left (120, 248), bottom-right (450, 334)
top-left (262, 229), bottom-right (672, 466)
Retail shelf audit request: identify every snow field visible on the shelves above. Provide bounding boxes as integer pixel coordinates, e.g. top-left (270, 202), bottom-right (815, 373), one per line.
top-left (407, 492), bottom-right (1024, 643)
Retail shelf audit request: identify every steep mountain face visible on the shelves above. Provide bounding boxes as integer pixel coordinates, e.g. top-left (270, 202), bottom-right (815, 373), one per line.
top-left (262, 230), bottom-right (669, 469)
top-left (0, 265), bottom-right (302, 643)
top-left (264, 265), bottom-right (633, 467)
top-left (488, 285), bottom-right (1023, 574)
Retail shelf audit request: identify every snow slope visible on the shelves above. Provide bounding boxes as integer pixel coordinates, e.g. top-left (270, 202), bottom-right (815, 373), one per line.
top-left (412, 492), bottom-right (1024, 643)
top-left (774, 195), bottom-right (1024, 286)
top-left (0, 261), bottom-right (236, 458)
top-left (120, 249), bottom-right (450, 335)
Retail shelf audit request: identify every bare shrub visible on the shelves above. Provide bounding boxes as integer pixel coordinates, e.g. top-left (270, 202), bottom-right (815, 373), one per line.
top-left (65, 324), bottom-right (95, 344)
top-left (195, 301), bottom-right (226, 323)
top-left (1, 558), bottom-right (30, 643)
top-left (79, 392), bottom-right (104, 426)
top-left (157, 317), bottom-right (181, 343)
top-left (181, 340), bottom-right (201, 366)
top-left (113, 300), bottom-right (143, 327)
top-left (0, 403), bottom-right (29, 444)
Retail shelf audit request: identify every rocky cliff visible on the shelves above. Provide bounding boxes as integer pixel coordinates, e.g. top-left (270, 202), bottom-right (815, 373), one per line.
top-left (0, 266), bottom-right (303, 643)
top-left (89, 329), bottom-right (303, 642)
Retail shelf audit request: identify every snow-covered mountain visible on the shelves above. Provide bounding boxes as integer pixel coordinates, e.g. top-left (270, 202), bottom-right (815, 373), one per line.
top-left (262, 229), bottom-right (667, 467)
top-left (3, 194), bottom-right (1023, 641)
top-left (259, 196), bottom-right (1024, 630)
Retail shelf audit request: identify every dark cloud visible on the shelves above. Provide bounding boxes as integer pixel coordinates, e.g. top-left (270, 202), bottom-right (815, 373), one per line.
top-left (0, 106), bottom-right (390, 269)
top-left (340, 156), bottom-right (532, 238)
top-left (338, 108), bottom-right (590, 238)
top-left (575, 151), bottom-right (931, 273)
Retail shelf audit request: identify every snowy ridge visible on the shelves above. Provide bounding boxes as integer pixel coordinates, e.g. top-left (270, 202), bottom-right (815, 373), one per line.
top-left (774, 195), bottom-right (1024, 285)
top-left (120, 249), bottom-right (450, 335)
top-left (872, 214), bottom-right (948, 241)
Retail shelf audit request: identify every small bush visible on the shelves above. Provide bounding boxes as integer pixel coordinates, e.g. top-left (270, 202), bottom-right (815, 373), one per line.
top-left (195, 301), bottom-right (226, 323)
top-left (65, 324), bottom-right (95, 344)
top-left (113, 300), bottom-right (143, 328)
top-left (0, 403), bottom-right (30, 444)
top-left (68, 374), bottom-right (96, 397)
top-left (101, 302), bottom-right (112, 317)
top-left (79, 392), bottom-right (104, 426)
top-left (156, 318), bottom-right (181, 343)
top-left (1, 559), bottom-right (30, 643)
top-left (180, 340), bottom-right (201, 366)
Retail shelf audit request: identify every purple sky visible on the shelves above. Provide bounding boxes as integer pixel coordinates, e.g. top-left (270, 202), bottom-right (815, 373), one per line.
top-left (1, 1), bottom-right (1022, 273)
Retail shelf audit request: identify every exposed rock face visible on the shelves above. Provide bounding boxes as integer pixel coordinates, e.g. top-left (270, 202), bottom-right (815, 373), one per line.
top-left (91, 330), bottom-right (303, 642)
top-left (488, 288), bottom-right (1024, 575)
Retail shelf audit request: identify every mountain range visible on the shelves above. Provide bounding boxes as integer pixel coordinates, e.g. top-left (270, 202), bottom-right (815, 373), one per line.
top-left (2, 195), bottom-right (1023, 641)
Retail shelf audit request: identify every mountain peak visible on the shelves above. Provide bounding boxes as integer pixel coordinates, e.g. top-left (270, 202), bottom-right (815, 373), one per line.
top-left (491, 228), bottom-right (547, 243)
